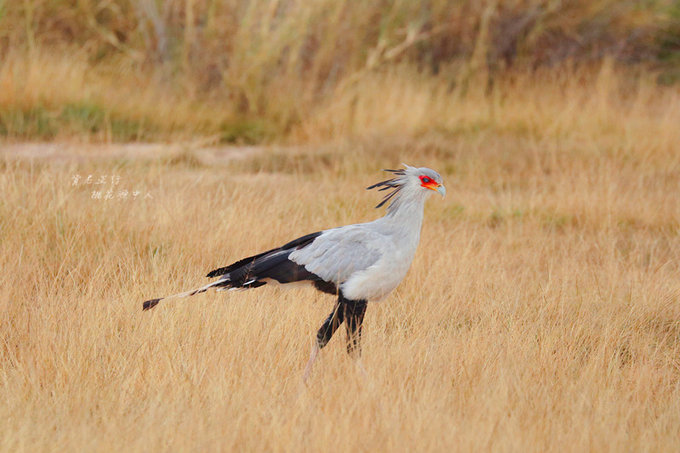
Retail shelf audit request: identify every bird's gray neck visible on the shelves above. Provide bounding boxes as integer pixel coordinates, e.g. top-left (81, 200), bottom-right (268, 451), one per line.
top-left (380, 192), bottom-right (427, 237)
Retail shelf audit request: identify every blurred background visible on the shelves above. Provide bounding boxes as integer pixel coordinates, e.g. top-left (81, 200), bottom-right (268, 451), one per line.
top-left (1, 0), bottom-right (678, 144)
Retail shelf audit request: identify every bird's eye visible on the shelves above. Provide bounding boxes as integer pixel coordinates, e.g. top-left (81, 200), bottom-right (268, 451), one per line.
top-left (421, 176), bottom-right (431, 184)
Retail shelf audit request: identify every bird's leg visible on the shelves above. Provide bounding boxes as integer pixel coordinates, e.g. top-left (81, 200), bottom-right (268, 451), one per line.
top-left (302, 299), bottom-right (345, 382)
top-left (343, 299), bottom-right (367, 357)
top-left (302, 341), bottom-right (319, 384)
top-left (343, 299), bottom-right (368, 379)
top-left (317, 300), bottom-right (345, 349)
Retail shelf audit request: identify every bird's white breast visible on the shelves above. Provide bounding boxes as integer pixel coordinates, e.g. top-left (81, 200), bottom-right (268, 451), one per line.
top-left (292, 183), bottom-right (429, 302)
top-left (340, 241), bottom-right (418, 302)
top-left (340, 210), bottom-right (423, 302)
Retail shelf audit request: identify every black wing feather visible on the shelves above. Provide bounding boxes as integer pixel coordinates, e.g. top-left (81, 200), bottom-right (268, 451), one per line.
top-left (206, 231), bottom-right (322, 278)
top-left (205, 231), bottom-right (338, 295)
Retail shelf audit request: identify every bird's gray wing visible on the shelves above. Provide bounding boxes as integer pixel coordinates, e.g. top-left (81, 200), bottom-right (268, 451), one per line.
top-left (288, 225), bottom-right (383, 285)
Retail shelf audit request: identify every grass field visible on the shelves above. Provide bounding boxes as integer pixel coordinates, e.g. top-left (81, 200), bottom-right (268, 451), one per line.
top-left (2, 1), bottom-right (680, 451)
top-left (2, 66), bottom-right (680, 450)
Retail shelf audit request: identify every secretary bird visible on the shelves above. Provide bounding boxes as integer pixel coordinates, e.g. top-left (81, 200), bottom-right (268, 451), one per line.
top-left (142, 165), bottom-right (445, 379)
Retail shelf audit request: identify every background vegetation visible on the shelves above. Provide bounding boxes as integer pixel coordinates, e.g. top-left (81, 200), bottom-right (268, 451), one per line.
top-left (0, 0), bottom-right (679, 142)
top-left (1, 1), bottom-right (680, 451)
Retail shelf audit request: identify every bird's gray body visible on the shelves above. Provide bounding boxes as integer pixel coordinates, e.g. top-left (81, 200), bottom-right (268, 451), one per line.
top-left (289, 197), bottom-right (425, 301)
top-left (290, 166), bottom-right (440, 301)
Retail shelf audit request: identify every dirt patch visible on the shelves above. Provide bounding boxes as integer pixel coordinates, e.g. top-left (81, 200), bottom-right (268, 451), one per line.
top-left (0, 142), bottom-right (266, 165)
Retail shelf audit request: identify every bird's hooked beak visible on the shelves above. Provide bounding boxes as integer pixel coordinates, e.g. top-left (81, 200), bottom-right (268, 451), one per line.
top-left (422, 179), bottom-right (446, 197)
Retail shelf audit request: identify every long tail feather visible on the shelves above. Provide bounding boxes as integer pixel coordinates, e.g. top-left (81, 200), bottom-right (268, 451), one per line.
top-left (142, 231), bottom-right (331, 311)
top-left (142, 280), bottom-right (225, 311)
top-left (142, 298), bottom-right (161, 310)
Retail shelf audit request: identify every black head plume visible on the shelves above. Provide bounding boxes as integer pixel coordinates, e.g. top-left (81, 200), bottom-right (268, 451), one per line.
top-left (367, 168), bottom-right (406, 208)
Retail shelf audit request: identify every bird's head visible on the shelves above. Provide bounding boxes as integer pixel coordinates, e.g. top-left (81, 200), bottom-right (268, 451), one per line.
top-left (411, 166), bottom-right (446, 197)
top-left (367, 165), bottom-right (445, 209)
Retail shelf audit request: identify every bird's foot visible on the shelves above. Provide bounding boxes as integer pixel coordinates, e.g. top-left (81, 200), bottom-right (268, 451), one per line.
top-left (302, 342), bottom-right (320, 384)
top-left (355, 358), bottom-right (368, 379)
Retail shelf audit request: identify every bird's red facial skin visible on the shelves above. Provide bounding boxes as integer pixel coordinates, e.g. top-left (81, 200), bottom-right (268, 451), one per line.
top-left (419, 175), bottom-right (440, 191)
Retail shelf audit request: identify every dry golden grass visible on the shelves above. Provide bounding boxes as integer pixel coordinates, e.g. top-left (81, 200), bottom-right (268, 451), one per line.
top-left (1, 2), bottom-right (680, 450)
top-left (2, 63), bottom-right (680, 450)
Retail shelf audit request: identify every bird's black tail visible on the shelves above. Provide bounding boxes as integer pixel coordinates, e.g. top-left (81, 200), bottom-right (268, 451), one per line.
top-left (142, 298), bottom-right (161, 310)
top-left (142, 230), bottom-right (336, 311)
